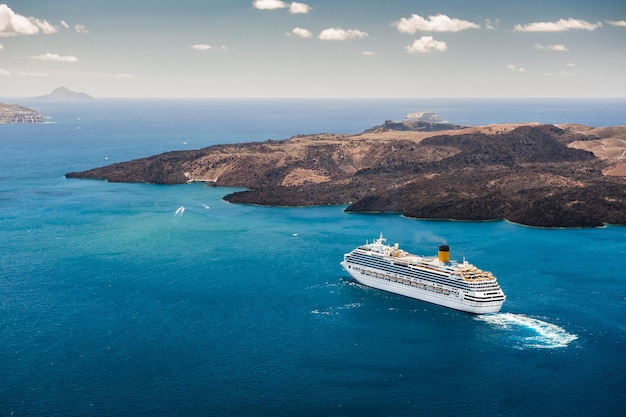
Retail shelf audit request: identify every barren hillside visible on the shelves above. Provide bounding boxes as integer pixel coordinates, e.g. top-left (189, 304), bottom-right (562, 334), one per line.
top-left (66, 122), bottom-right (626, 227)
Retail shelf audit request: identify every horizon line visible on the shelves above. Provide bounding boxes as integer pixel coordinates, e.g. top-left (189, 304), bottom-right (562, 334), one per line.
top-left (4, 95), bottom-right (626, 101)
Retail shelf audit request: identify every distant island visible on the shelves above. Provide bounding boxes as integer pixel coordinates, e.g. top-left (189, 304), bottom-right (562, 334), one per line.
top-left (65, 113), bottom-right (626, 228)
top-left (0, 103), bottom-right (44, 123)
top-left (405, 111), bottom-right (446, 123)
top-left (32, 86), bottom-right (93, 100)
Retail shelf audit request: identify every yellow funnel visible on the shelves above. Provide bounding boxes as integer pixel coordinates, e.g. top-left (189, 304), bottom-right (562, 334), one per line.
top-left (438, 245), bottom-right (450, 263)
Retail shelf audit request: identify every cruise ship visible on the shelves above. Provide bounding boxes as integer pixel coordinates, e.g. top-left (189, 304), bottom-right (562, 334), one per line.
top-left (341, 234), bottom-right (506, 314)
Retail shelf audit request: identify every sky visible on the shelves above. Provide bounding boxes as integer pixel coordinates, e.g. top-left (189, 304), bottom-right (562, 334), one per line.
top-left (0, 0), bottom-right (625, 98)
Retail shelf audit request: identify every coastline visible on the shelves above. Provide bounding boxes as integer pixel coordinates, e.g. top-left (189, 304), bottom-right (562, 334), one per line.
top-left (66, 120), bottom-right (626, 228)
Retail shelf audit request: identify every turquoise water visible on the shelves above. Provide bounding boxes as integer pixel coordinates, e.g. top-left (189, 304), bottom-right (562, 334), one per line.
top-left (1, 99), bottom-right (625, 416)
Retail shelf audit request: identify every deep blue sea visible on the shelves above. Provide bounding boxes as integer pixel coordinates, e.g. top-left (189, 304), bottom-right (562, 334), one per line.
top-left (1, 98), bottom-right (625, 416)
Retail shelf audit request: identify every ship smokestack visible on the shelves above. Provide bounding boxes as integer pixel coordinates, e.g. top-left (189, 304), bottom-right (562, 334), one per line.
top-left (438, 244), bottom-right (450, 263)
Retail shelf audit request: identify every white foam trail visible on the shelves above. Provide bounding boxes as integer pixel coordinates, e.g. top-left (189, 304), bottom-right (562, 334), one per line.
top-left (201, 204), bottom-right (210, 209)
top-left (476, 312), bottom-right (578, 349)
top-left (310, 309), bottom-right (334, 316)
top-left (174, 206), bottom-right (185, 216)
top-left (311, 302), bottom-right (362, 317)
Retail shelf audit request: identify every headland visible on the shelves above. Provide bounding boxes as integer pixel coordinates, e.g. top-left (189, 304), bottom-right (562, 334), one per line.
top-left (65, 114), bottom-right (626, 228)
top-left (0, 103), bottom-right (44, 123)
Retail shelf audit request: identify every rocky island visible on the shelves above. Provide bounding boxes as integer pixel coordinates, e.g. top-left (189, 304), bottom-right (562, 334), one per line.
top-left (65, 115), bottom-right (626, 228)
top-left (32, 86), bottom-right (93, 100)
top-left (0, 103), bottom-right (44, 123)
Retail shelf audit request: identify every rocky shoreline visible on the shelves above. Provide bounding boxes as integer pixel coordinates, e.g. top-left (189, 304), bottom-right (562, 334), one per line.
top-left (0, 103), bottom-right (44, 123)
top-left (65, 119), bottom-right (626, 228)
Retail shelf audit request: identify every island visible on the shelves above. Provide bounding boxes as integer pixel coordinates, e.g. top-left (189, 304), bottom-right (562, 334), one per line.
top-left (32, 86), bottom-right (93, 100)
top-left (65, 115), bottom-right (626, 228)
top-left (0, 103), bottom-right (44, 123)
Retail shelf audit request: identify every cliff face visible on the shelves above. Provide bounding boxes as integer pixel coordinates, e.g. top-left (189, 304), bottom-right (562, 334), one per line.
top-left (65, 123), bottom-right (626, 228)
top-left (0, 103), bottom-right (44, 123)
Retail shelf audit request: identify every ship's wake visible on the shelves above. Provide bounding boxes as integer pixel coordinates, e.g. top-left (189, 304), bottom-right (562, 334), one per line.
top-left (475, 313), bottom-right (578, 349)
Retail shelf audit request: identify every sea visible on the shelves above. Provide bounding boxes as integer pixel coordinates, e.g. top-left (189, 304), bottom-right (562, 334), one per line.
top-left (1, 98), bottom-right (625, 416)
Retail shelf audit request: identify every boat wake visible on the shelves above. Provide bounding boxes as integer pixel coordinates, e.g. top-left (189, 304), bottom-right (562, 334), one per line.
top-left (311, 302), bottom-right (363, 317)
top-left (475, 313), bottom-right (578, 349)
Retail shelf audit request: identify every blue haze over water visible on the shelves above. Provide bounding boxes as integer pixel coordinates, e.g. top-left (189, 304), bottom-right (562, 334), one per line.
top-left (1, 98), bottom-right (625, 416)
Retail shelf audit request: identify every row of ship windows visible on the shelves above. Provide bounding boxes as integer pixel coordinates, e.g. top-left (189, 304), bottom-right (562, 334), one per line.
top-left (349, 255), bottom-right (472, 291)
top-left (357, 265), bottom-right (468, 291)
top-left (351, 253), bottom-right (449, 280)
top-left (351, 262), bottom-right (503, 297)
top-left (464, 293), bottom-right (505, 302)
top-left (351, 253), bottom-right (500, 290)
top-left (351, 266), bottom-right (459, 297)
top-left (350, 263), bottom-right (506, 305)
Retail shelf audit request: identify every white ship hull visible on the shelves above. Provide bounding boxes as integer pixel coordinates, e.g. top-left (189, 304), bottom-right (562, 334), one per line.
top-left (341, 261), bottom-right (503, 314)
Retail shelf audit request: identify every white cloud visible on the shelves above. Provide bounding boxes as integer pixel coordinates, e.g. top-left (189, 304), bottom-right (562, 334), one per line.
top-left (394, 13), bottom-right (480, 34)
top-left (0, 4), bottom-right (57, 37)
top-left (253, 1), bottom-right (311, 14)
top-left (506, 64), bottom-right (526, 73)
top-left (18, 71), bottom-right (48, 77)
top-left (191, 44), bottom-right (212, 50)
top-left (546, 62), bottom-right (580, 77)
top-left (75, 24), bottom-right (89, 34)
top-left (484, 18), bottom-right (499, 30)
top-left (32, 52), bottom-right (78, 62)
top-left (191, 44), bottom-right (229, 51)
top-left (319, 28), bottom-right (368, 41)
top-left (29, 18), bottom-right (57, 34)
top-left (361, 51), bottom-right (376, 56)
top-left (514, 18), bottom-right (602, 32)
top-left (253, 0), bottom-right (288, 10)
top-left (59, 70), bottom-right (135, 79)
top-left (405, 36), bottom-right (447, 53)
top-left (59, 20), bottom-right (88, 34)
top-left (534, 43), bottom-right (568, 51)
top-left (545, 70), bottom-right (575, 77)
top-left (0, 67), bottom-right (10, 76)
top-left (289, 2), bottom-right (310, 14)
top-left (289, 27), bottom-right (312, 38)
top-left (606, 20), bottom-right (626, 27)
